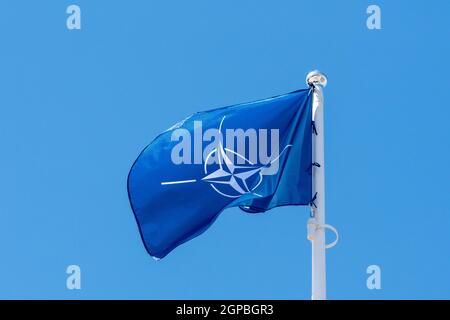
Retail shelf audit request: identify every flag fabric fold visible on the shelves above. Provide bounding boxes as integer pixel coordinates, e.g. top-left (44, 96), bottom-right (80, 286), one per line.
top-left (127, 88), bottom-right (313, 259)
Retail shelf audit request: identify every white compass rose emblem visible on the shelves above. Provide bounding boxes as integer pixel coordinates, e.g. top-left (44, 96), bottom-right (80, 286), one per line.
top-left (161, 116), bottom-right (292, 199)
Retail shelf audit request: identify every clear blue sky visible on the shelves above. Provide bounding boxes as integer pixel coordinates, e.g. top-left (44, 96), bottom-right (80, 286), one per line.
top-left (1, 1), bottom-right (449, 299)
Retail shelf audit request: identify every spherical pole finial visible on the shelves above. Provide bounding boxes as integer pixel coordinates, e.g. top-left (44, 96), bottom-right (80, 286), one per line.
top-left (306, 70), bottom-right (327, 87)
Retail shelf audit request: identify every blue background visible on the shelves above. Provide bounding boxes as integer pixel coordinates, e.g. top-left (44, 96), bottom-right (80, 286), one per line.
top-left (1, 1), bottom-right (449, 299)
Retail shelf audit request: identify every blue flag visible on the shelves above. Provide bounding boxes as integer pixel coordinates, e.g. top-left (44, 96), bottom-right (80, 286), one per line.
top-left (127, 88), bottom-right (313, 259)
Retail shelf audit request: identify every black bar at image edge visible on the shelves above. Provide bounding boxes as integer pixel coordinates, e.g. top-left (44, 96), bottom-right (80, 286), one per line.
top-left (0, 300), bottom-right (446, 317)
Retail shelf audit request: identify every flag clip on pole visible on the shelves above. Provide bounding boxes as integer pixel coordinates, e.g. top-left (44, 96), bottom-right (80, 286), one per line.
top-left (306, 70), bottom-right (337, 300)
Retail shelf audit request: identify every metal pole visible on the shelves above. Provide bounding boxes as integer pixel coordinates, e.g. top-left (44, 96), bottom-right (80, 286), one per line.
top-left (306, 70), bottom-right (328, 300)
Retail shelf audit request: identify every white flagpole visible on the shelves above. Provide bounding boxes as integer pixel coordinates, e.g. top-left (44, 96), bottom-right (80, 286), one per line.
top-left (306, 70), bottom-right (328, 300)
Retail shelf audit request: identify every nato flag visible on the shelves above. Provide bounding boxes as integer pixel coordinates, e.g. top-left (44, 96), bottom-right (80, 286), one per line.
top-left (127, 89), bottom-right (313, 259)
